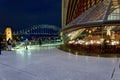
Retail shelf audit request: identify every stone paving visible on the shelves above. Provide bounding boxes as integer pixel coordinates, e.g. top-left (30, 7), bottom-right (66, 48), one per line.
top-left (0, 45), bottom-right (120, 80)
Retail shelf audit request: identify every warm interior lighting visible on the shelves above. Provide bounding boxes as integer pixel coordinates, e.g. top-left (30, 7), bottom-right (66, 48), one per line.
top-left (5, 27), bottom-right (12, 41)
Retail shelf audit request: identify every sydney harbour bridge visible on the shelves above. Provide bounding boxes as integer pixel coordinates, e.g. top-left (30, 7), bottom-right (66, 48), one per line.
top-left (0, 24), bottom-right (60, 40)
top-left (13, 25), bottom-right (60, 35)
top-left (12, 25), bottom-right (61, 40)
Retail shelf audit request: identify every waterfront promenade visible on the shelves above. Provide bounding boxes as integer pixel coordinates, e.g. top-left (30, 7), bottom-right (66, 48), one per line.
top-left (0, 45), bottom-right (120, 80)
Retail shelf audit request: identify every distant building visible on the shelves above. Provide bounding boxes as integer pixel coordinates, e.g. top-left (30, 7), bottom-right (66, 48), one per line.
top-left (5, 27), bottom-right (12, 41)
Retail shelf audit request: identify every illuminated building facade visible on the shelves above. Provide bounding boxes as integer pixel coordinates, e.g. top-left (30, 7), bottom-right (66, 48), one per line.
top-left (62, 0), bottom-right (101, 27)
top-left (5, 27), bottom-right (12, 41)
top-left (61, 0), bottom-right (120, 53)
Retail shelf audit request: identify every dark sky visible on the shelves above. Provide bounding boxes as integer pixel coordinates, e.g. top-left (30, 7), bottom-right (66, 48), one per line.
top-left (0, 0), bottom-right (61, 32)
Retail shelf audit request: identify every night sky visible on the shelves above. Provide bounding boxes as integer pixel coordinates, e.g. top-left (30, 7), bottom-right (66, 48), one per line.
top-left (0, 0), bottom-right (61, 32)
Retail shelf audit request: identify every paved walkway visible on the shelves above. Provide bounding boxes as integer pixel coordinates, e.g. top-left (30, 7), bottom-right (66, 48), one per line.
top-left (0, 45), bottom-right (120, 80)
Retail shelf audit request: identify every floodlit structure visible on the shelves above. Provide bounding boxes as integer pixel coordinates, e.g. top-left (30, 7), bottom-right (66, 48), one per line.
top-left (61, 0), bottom-right (120, 53)
top-left (5, 27), bottom-right (12, 41)
top-left (62, 0), bottom-right (101, 27)
top-left (61, 0), bottom-right (120, 43)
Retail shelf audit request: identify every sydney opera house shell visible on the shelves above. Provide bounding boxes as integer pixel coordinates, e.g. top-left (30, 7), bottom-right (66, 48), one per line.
top-left (61, 0), bottom-right (120, 53)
